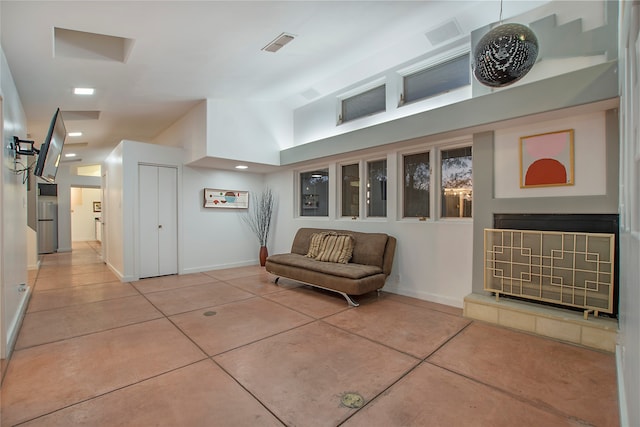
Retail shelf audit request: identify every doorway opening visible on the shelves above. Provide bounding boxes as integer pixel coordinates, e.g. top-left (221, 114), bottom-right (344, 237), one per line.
top-left (70, 186), bottom-right (102, 254)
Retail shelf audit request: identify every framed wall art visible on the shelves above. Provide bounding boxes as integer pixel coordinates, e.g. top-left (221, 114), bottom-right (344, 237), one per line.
top-left (93, 201), bottom-right (102, 212)
top-left (203, 188), bottom-right (249, 209)
top-left (519, 129), bottom-right (574, 188)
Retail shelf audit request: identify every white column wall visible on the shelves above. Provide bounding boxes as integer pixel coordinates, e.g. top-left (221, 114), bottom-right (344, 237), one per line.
top-left (104, 144), bottom-right (125, 279)
top-left (0, 47), bottom-right (29, 360)
top-left (617, 2), bottom-right (640, 425)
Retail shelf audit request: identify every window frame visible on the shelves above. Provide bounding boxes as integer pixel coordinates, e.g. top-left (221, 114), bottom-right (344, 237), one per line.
top-left (397, 46), bottom-right (470, 107)
top-left (365, 157), bottom-right (389, 219)
top-left (437, 142), bottom-right (473, 221)
top-left (297, 166), bottom-right (331, 219)
top-left (338, 160), bottom-right (362, 219)
top-left (399, 147), bottom-right (434, 221)
top-left (336, 77), bottom-right (387, 125)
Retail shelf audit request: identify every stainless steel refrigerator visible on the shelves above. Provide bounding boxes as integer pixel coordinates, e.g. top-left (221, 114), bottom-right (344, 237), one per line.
top-left (38, 199), bottom-right (58, 254)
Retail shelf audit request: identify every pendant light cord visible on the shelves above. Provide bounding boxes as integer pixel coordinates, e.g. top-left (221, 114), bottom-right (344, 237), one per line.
top-left (499, 0), bottom-right (503, 24)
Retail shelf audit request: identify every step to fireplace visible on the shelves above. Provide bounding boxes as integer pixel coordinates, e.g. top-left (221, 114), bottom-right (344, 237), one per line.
top-left (463, 293), bottom-right (618, 352)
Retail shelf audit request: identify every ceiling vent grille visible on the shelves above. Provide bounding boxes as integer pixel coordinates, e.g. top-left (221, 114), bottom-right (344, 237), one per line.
top-left (262, 33), bottom-right (295, 53)
top-left (61, 110), bottom-right (101, 121)
top-left (425, 20), bottom-right (462, 46)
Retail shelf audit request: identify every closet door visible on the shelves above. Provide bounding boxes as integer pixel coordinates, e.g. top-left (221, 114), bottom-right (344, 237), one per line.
top-left (157, 166), bottom-right (178, 275)
top-left (139, 164), bottom-right (177, 278)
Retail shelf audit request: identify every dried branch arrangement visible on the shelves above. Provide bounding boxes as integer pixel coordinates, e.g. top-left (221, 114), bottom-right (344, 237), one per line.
top-left (242, 187), bottom-right (275, 247)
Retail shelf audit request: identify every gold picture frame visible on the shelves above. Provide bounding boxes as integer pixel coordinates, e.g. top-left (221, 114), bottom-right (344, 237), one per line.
top-left (519, 129), bottom-right (574, 188)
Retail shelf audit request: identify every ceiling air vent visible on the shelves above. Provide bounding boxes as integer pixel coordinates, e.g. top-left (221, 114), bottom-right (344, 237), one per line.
top-left (425, 19), bottom-right (462, 46)
top-left (262, 33), bottom-right (295, 53)
top-left (62, 110), bottom-right (101, 121)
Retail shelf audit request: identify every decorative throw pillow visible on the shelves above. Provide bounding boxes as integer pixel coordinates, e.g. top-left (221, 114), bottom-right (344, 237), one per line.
top-left (315, 234), bottom-right (354, 264)
top-left (306, 232), bottom-right (334, 258)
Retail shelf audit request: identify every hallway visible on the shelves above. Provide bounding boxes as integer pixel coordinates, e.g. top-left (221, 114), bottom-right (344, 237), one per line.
top-left (0, 242), bottom-right (620, 426)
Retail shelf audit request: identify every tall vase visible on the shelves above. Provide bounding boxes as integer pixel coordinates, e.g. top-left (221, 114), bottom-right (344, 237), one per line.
top-left (259, 246), bottom-right (268, 267)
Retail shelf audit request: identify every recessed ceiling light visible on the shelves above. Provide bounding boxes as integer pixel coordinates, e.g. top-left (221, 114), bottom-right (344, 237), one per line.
top-left (68, 132), bottom-right (82, 137)
top-left (235, 165), bottom-right (248, 170)
top-left (74, 87), bottom-right (95, 95)
top-left (65, 153), bottom-right (76, 157)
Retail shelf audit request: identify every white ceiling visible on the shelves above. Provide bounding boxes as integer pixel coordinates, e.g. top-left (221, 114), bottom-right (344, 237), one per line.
top-left (0, 1), bottom-right (547, 167)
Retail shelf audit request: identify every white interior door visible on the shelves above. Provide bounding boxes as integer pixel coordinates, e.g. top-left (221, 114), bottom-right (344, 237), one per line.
top-left (139, 164), bottom-right (178, 279)
top-left (157, 166), bottom-right (177, 276)
top-left (139, 165), bottom-right (160, 278)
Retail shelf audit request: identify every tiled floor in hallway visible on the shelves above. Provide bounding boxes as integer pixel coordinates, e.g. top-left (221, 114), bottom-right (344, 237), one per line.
top-left (0, 242), bottom-right (620, 426)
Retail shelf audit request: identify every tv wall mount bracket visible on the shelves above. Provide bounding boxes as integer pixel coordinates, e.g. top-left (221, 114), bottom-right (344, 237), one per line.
top-left (11, 136), bottom-right (40, 156)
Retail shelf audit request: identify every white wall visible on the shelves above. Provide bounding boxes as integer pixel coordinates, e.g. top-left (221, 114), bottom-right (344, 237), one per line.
top-left (293, 56), bottom-right (471, 147)
top-left (154, 98), bottom-right (291, 167)
top-left (104, 144), bottom-right (125, 279)
top-left (294, 1), bottom-right (614, 148)
top-left (494, 111), bottom-right (607, 198)
top-left (153, 100), bottom-right (207, 163)
top-left (70, 187), bottom-right (101, 242)
top-left (618, 2), bottom-right (639, 425)
top-left (105, 140), bottom-right (184, 281)
top-left (0, 47), bottom-right (29, 360)
top-left (181, 166), bottom-right (270, 272)
top-left (26, 228), bottom-right (38, 270)
top-left (105, 139), bottom-right (272, 279)
top-left (205, 98), bottom-right (291, 163)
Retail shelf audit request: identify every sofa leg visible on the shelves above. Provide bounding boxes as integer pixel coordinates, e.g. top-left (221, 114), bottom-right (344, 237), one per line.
top-left (341, 292), bottom-right (360, 307)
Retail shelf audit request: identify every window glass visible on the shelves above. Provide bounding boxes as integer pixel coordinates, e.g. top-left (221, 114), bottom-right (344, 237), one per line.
top-left (441, 147), bottom-right (472, 218)
top-left (367, 159), bottom-right (387, 217)
top-left (403, 54), bottom-right (470, 104)
top-left (341, 163), bottom-right (359, 217)
top-left (341, 85), bottom-right (386, 123)
top-left (403, 152), bottom-right (430, 218)
top-left (300, 169), bottom-right (329, 217)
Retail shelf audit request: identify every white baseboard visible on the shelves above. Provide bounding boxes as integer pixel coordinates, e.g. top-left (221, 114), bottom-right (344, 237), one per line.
top-left (182, 260), bottom-right (259, 274)
top-left (383, 284), bottom-right (463, 308)
top-left (5, 286), bottom-right (31, 359)
top-left (106, 262), bottom-right (135, 282)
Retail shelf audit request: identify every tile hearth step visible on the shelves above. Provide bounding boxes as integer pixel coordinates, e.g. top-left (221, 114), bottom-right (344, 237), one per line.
top-left (463, 293), bottom-right (618, 352)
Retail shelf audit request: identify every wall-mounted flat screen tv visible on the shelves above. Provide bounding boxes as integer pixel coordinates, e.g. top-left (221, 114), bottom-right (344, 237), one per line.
top-left (34, 108), bottom-right (66, 183)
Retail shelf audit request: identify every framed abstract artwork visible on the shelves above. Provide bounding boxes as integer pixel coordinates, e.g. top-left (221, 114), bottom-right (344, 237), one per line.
top-left (203, 189), bottom-right (249, 208)
top-left (519, 129), bottom-right (574, 188)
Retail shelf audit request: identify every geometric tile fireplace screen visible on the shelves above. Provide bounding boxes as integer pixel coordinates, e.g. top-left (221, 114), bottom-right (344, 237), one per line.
top-left (484, 228), bottom-right (615, 318)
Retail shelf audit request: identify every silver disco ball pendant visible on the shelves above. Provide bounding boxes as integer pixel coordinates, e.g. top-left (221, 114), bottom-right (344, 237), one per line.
top-left (472, 23), bottom-right (539, 87)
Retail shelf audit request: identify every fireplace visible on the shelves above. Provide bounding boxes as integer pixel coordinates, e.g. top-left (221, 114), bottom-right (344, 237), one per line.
top-left (485, 214), bottom-right (619, 318)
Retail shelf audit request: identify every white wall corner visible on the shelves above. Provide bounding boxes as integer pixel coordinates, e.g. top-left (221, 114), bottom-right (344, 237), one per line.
top-left (205, 98), bottom-right (290, 165)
